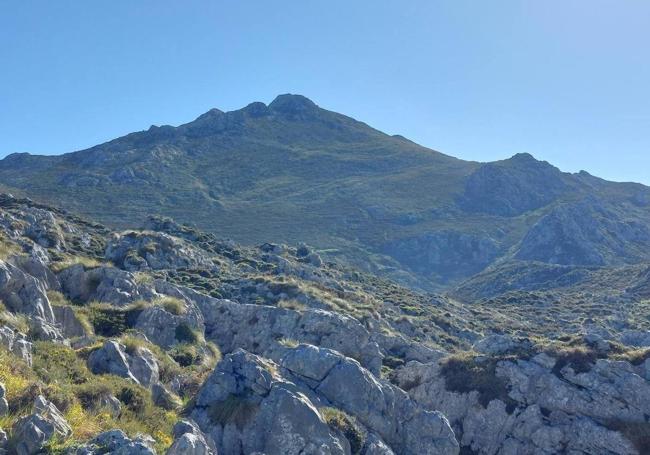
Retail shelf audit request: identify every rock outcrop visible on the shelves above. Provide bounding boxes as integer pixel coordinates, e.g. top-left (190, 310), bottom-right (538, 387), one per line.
top-left (11, 396), bottom-right (72, 455)
top-left (105, 231), bottom-right (215, 271)
top-left (87, 340), bottom-right (159, 387)
top-left (189, 347), bottom-right (458, 455)
top-left (73, 430), bottom-right (156, 454)
top-left (167, 420), bottom-right (216, 455)
top-left (392, 349), bottom-right (646, 454)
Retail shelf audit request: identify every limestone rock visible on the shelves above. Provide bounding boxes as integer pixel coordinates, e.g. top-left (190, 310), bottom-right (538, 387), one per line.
top-left (134, 301), bottom-right (205, 349)
top-left (152, 383), bottom-right (182, 410)
top-left (167, 420), bottom-right (216, 455)
top-left (472, 334), bottom-right (527, 356)
top-left (190, 349), bottom-right (349, 455)
top-left (0, 325), bottom-right (33, 365)
top-left (76, 429), bottom-right (157, 455)
top-left (11, 396), bottom-right (72, 455)
top-left (185, 291), bottom-right (383, 375)
top-left (0, 260), bottom-right (55, 323)
top-left (59, 264), bottom-right (155, 306)
top-left (189, 347), bottom-right (458, 455)
top-left (393, 354), bottom-right (645, 454)
top-left (52, 304), bottom-right (90, 338)
top-left (619, 329), bottom-right (650, 347)
top-left (88, 340), bottom-right (159, 387)
top-left (105, 231), bottom-right (215, 271)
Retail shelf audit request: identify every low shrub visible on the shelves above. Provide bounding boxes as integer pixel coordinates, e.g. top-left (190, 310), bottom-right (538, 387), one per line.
top-left (321, 407), bottom-right (366, 454)
top-left (175, 322), bottom-right (200, 344)
top-left (440, 353), bottom-right (517, 410)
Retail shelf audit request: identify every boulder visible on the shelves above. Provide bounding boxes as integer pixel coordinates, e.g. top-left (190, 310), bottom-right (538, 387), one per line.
top-left (167, 420), bottom-right (216, 455)
top-left (11, 396), bottom-right (72, 455)
top-left (98, 394), bottom-right (122, 417)
top-left (88, 340), bottom-right (136, 382)
top-left (0, 260), bottom-right (55, 323)
top-left (88, 340), bottom-right (159, 387)
top-left (473, 334), bottom-right (518, 355)
top-left (128, 346), bottom-right (160, 388)
top-left (0, 325), bottom-right (33, 365)
top-left (52, 305), bottom-right (90, 338)
top-left (76, 429), bottom-right (157, 455)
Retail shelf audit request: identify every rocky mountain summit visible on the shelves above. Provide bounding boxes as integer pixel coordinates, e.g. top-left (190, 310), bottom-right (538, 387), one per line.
top-left (2, 95), bottom-right (649, 292)
top-left (0, 194), bottom-right (648, 454)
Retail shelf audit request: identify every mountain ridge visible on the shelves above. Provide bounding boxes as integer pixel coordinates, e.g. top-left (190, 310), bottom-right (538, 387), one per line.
top-left (1, 94), bottom-right (649, 291)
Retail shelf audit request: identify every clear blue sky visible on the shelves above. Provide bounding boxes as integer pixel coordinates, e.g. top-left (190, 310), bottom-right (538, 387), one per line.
top-left (1, 1), bottom-right (649, 184)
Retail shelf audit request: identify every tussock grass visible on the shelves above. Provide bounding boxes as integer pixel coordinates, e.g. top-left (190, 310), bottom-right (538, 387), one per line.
top-left (0, 343), bottom-right (176, 452)
top-left (50, 255), bottom-right (105, 273)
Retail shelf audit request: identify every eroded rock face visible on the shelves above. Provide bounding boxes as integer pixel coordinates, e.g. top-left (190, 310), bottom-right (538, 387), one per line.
top-left (283, 345), bottom-right (459, 455)
top-left (87, 340), bottom-right (159, 387)
top-left (381, 231), bottom-right (499, 284)
top-left (11, 396), bottom-right (72, 455)
top-left (190, 347), bottom-right (458, 455)
top-left (58, 264), bottom-right (155, 306)
top-left (201, 298), bottom-right (383, 375)
top-left (158, 281), bottom-right (384, 375)
top-left (191, 349), bottom-right (348, 455)
top-left (23, 207), bottom-right (66, 250)
top-left (134, 300), bottom-right (205, 349)
top-left (0, 260), bottom-right (55, 324)
top-left (0, 325), bottom-right (33, 365)
top-left (105, 231), bottom-right (215, 271)
top-left (167, 419), bottom-right (216, 455)
top-left (392, 352), bottom-right (645, 455)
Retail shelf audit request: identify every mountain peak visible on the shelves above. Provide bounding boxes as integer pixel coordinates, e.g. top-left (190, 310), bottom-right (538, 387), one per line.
top-left (269, 94), bottom-right (318, 113)
top-left (509, 152), bottom-right (537, 163)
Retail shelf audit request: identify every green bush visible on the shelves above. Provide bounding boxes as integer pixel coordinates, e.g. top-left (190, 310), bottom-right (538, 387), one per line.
top-left (440, 353), bottom-right (517, 410)
top-left (175, 322), bottom-right (200, 344)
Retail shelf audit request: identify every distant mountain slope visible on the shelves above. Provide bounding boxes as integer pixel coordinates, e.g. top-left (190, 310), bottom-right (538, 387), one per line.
top-left (2, 94), bottom-right (649, 289)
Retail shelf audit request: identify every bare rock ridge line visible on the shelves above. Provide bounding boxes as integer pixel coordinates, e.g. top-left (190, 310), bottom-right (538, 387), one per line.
top-left (0, 95), bottom-right (648, 292)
